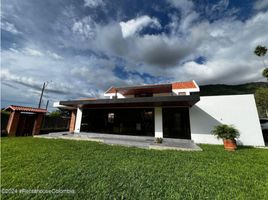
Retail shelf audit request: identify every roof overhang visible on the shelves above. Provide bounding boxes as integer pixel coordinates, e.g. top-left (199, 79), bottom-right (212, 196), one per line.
top-left (59, 93), bottom-right (200, 109)
top-left (4, 105), bottom-right (47, 113)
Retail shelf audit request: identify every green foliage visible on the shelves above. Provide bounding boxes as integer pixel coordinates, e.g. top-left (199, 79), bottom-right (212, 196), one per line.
top-left (2, 138), bottom-right (268, 199)
top-left (254, 45), bottom-right (267, 57)
top-left (255, 87), bottom-right (268, 117)
top-left (48, 110), bottom-right (61, 118)
top-left (211, 124), bottom-right (240, 140)
top-left (200, 82), bottom-right (268, 96)
top-left (154, 137), bottom-right (163, 143)
top-left (263, 68), bottom-right (268, 80)
top-left (1, 110), bottom-right (11, 116)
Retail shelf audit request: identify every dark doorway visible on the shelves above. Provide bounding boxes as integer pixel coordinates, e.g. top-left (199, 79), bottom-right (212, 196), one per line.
top-left (81, 108), bottom-right (154, 136)
top-left (16, 113), bottom-right (35, 136)
top-left (163, 108), bottom-right (191, 139)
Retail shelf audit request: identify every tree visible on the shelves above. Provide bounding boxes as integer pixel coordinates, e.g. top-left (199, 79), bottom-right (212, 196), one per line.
top-left (255, 87), bottom-right (268, 118)
top-left (263, 68), bottom-right (268, 81)
top-left (254, 45), bottom-right (267, 57)
top-left (254, 45), bottom-right (268, 80)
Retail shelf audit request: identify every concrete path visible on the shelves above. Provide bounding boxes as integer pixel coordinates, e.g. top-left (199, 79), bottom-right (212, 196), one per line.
top-left (34, 132), bottom-right (202, 151)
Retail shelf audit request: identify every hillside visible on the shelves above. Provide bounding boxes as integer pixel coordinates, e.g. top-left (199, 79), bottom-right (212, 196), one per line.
top-left (200, 82), bottom-right (268, 96)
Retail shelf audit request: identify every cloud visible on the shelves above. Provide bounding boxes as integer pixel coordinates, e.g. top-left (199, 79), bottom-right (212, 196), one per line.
top-left (84, 0), bottom-right (104, 8)
top-left (167, 11), bottom-right (268, 84)
top-left (23, 48), bottom-right (44, 57)
top-left (254, 0), bottom-right (268, 10)
top-left (47, 51), bottom-right (63, 60)
top-left (119, 15), bottom-right (161, 38)
top-left (1, 21), bottom-right (21, 34)
top-left (1, 0), bottom-right (268, 110)
top-left (72, 16), bottom-right (96, 40)
top-left (167, 0), bottom-right (194, 14)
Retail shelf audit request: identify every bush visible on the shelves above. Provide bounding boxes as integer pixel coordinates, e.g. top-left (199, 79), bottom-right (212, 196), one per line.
top-left (154, 137), bottom-right (163, 144)
top-left (211, 124), bottom-right (240, 140)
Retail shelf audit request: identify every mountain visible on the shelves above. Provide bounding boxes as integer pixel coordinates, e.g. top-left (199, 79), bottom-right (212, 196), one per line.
top-left (199, 82), bottom-right (268, 96)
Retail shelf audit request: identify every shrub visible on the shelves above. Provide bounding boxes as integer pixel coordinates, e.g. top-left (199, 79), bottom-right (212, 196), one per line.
top-left (154, 137), bottom-right (163, 144)
top-left (211, 124), bottom-right (240, 140)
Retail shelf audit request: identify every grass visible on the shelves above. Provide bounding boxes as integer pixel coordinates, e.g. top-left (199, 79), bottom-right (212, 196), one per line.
top-left (1, 137), bottom-right (268, 200)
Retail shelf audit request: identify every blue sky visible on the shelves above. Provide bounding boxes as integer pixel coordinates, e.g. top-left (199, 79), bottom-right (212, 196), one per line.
top-left (1, 0), bottom-right (268, 110)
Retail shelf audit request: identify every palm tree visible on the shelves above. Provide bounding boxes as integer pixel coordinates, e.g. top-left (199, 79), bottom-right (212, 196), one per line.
top-left (254, 45), bottom-right (268, 80)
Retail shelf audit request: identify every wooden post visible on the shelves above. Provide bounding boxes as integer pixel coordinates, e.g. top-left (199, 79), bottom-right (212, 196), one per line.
top-left (6, 111), bottom-right (20, 136)
top-left (32, 114), bottom-right (44, 135)
top-left (69, 110), bottom-right (76, 133)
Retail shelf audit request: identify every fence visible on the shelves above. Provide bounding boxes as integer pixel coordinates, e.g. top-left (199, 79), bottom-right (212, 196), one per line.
top-left (40, 116), bottom-right (70, 134)
top-left (1, 112), bottom-right (70, 135)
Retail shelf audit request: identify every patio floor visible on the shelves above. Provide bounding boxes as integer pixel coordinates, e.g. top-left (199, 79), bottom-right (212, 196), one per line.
top-left (34, 132), bottom-right (202, 151)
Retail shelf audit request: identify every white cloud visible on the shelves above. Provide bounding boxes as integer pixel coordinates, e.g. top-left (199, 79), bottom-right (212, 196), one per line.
top-left (1, 21), bottom-right (20, 34)
top-left (72, 16), bottom-right (96, 40)
top-left (119, 15), bottom-right (161, 38)
top-left (254, 0), bottom-right (268, 10)
top-left (166, 11), bottom-right (268, 84)
top-left (47, 51), bottom-right (63, 60)
top-left (167, 0), bottom-right (194, 14)
top-left (84, 0), bottom-right (104, 8)
top-left (23, 48), bottom-right (44, 57)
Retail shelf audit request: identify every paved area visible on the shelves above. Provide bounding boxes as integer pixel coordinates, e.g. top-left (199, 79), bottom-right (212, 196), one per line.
top-left (34, 132), bottom-right (202, 151)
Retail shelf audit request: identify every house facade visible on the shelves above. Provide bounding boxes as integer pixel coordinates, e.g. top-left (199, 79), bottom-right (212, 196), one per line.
top-left (54, 80), bottom-right (265, 146)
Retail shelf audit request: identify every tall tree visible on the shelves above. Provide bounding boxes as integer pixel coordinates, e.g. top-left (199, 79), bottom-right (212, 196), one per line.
top-left (254, 45), bottom-right (268, 80)
top-left (255, 87), bottom-right (268, 117)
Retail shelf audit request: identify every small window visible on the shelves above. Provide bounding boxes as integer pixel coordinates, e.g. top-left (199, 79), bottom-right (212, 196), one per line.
top-left (178, 92), bottom-right (186, 95)
top-left (108, 113), bottom-right (115, 123)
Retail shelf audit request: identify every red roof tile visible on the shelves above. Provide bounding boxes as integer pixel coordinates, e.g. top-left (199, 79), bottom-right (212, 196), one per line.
top-left (105, 81), bottom-right (198, 95)
top-left (106, 87), bottom-right (117, 94)
top-left (172, 81), bottom-right (197, 89)
top-left (4, 105), bottom-right (47, 113)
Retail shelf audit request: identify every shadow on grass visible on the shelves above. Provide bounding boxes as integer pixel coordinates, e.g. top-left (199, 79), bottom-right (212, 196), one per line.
top-left (236, 145), bottom-right (254, 151)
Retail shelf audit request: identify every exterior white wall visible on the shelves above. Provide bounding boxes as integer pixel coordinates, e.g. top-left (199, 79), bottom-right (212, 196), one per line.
top-left (154, 107), bottom-right (163, 138)
top-left (74, 107), bottom-right (83, 133)
top-left (104, 93), bottom-right (132, 99)
top-left (190, 95), bottom-right (265, 146)
top-left (53, 102), bottom-right (75, 110)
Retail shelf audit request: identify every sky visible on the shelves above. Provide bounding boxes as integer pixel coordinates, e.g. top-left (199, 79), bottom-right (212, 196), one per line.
top-left (1, 0), bottom-right (268, 110)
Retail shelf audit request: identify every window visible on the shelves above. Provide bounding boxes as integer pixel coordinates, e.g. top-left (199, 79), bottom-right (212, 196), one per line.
top-left (108, 113), bottom-right (115, 123)
top-left (178, 92), bottom-right (186, 95)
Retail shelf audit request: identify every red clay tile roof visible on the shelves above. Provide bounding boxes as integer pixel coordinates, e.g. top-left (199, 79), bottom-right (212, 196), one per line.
top-left (172, 81), bottom-right (197, 89)
top-left (4, 105), bottom-right (47, 113)
top-left (105, 87), bottom-right (117, 94)
top-left (105, 81), bottom-right (198, 95)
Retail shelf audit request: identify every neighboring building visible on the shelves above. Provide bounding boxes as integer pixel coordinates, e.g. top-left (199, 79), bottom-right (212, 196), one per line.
top-left (54, 80), bottom-right (265, 146)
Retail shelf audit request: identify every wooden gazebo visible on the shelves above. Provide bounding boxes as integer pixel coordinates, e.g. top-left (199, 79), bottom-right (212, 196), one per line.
top-left (4, 105), bottom-right (47, 136)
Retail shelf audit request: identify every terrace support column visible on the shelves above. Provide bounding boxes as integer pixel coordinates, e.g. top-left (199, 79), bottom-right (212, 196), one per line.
top-left (74, 107), bottom-right (83, 134)
top-left (6, 111), bottom-right (20, 136)
top-left (154, 107), bottom-right (163, 138)
top-left (69, 110), bottom-right (76, 133)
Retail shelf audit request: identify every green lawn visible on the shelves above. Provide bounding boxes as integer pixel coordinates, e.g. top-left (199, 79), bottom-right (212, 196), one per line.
top-left (1, 137), bottom-right (268, 200)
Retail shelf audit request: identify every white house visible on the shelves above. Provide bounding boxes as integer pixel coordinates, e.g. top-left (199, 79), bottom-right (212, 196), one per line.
top-left (54, 80), bottom-right (265, 146)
